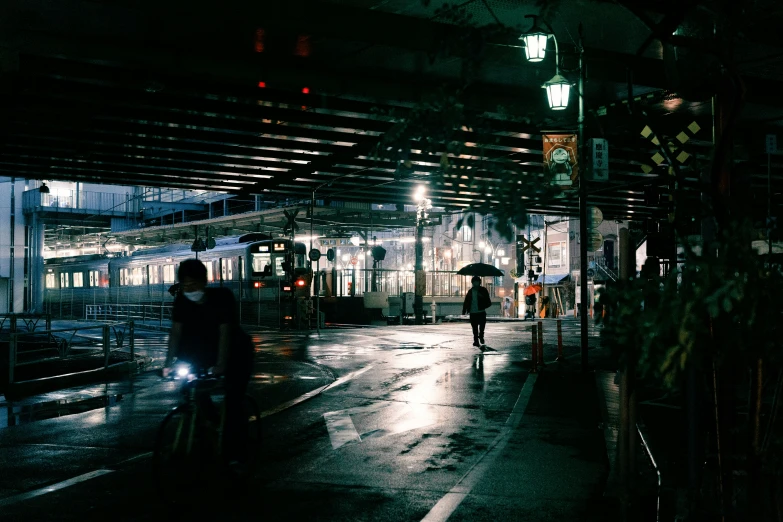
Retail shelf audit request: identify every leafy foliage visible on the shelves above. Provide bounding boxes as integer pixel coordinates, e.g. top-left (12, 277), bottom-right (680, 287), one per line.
top-left (601, 218), bottom-right (783, 389)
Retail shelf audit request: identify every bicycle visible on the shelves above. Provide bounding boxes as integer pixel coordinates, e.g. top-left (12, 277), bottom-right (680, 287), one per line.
top-left (153, 363), bottom-right (261, 496)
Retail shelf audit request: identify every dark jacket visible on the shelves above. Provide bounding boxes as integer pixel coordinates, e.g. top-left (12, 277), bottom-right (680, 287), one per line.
top-left (462, 286), bottom-right (491, 315)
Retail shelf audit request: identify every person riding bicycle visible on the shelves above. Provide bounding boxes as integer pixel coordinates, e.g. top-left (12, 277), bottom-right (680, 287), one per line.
top-left (164, 259), bottom-right (253, 465)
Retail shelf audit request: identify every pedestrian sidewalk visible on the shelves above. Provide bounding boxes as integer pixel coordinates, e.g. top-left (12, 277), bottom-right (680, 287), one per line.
top-left (435, 360), bottom-right (617, 521)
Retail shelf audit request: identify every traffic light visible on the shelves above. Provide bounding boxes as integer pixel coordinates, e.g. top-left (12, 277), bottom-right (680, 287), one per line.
top-left (516, 234), bottom-right (525, 274)
top-left (295, 277), bottom-right (307, 287)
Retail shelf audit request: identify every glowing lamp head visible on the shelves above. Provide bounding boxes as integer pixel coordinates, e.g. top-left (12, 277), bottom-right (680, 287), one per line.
top-left (296, 279), bottom-right (306, 287)
top-left (520, 31), bottom-right (549, 62)
top-left (413, 185), bottom-right (426, 202)
top-left (543, 74), bottom-right (571, 110)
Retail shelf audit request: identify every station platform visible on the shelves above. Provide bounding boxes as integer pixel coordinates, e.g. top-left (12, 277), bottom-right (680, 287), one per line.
top-left (0, 319), bottom-right (621, 521)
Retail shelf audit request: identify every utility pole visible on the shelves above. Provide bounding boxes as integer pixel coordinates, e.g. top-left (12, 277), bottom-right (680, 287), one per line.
top-left (577, 24), bottom-right (589, 372)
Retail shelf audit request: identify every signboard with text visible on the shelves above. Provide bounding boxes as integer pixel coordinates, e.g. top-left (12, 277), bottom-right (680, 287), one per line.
top-left (590, 138), bottom-right (609, 181)
top-left (543, 133), bottom-right (579, 193)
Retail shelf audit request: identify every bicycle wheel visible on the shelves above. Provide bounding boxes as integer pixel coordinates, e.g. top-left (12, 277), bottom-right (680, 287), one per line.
top-left (153, 406), bottom-right (216, 497)
top-left (222, 395), bottom-right (262, 479)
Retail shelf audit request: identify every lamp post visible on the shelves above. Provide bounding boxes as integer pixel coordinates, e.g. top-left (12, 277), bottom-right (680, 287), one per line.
top-left (414, 185), bottom-right (432, 325)
top-left (521, 17), bottom-right (587, 371)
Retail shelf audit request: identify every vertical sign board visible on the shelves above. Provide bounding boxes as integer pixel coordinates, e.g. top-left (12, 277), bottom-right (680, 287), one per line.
top-left (543, 133), bottom-right (579, 195)
top-left (767, 134), bottom-right (777, 155)
top-left (590, 138), bottom-right (609, 181)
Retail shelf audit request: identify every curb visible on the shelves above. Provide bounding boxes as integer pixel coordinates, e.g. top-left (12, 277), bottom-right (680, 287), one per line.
top-left (4, 361), bottom-right (140, 400)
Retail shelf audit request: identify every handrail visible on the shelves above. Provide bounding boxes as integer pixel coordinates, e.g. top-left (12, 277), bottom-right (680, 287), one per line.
top-left (637, 422), bottom-right (661, 522)
top-left (8, 321), bottom-right (135, 386)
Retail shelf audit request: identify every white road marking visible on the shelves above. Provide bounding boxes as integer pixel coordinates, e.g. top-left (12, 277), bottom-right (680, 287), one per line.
top-left (0, 470), bottom-right (114, 508)
top-left (259, 365), bottom-right (373, 419)
top-left (323, 411), bottom-right (362, 449)
top-left (323, 399), bottom-right (438, 449)
top-left (420, 373), bottom-right (538, 522)
top-left (322, 365), bottom-right (374, 392)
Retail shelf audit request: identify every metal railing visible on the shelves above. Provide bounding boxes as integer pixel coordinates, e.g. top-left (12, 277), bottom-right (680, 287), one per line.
top-left (22, 188), bottom-right (137, 214)
top-left (328, 269), bottom-right (500, 298)
top-left (86, 304), bottom-right (173, 327)
top-left (8, 321), bottom-right (135, 386)
top-left (0, 313), bottom-right (52, 333)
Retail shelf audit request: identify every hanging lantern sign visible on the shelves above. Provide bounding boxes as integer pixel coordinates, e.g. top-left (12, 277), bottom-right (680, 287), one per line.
top-left (588, 231), bottom-right (603, 252)
top-left (587, 206), bottom-right (603, 230)
top-left (543, 133), bottom-right (579, 194)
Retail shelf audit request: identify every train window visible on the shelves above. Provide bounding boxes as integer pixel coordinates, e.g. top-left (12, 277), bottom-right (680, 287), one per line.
top-left (221, 258), bottom-right (234, 281)
top-left (239, 256), bottom-right (244, 279)
top-left (205, 262), bottom-right (214, 282)
top-left (45, 274), bottom-right (56, 289)
top-left (132, 267), bottom-right (143, 286)
top-left (148, 265), bottom-right (159, 285)
top-left (273, 257), bottom-right (286, 277)
top-left (252, 253), bottom-right (271, 274)
top-left (60, 273), bottom-right (70, 288)
top-left (73, 272), bottom-right (84, 288)
top-left (295, 253), bottom-right (306, 269)
top-left (89, 270), bottom-right (100, 287)
top-left (163, 264), bottom-right (175, 283)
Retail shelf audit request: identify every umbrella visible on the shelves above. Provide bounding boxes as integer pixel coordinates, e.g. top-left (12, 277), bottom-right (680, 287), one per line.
top-left (457, 263), bottom-right (504, 277)
top-left (523, 283), bottom-right (542, 296)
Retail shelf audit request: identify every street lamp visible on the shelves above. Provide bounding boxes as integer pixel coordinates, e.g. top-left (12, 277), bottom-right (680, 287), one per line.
top-left (523, 15), bottom-right (589, 370)
top-left (520, 15), bottom-right (572, 111)
top-left (414, 185), bottom-right (432, 325)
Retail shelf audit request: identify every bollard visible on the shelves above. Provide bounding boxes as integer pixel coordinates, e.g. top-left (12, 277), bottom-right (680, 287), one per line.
top-left (556, 319), bottom-right (564, 361)
top-left (530, 323), bottom-right (538, 373)
top-left (8, 333), bottom-right (16, 385)
top-left (128, 320), bottom-right (135, 359)
top-left (102, 325), bottom-right (111, 369)
top-left (538, 320), bottom-right (544, 367)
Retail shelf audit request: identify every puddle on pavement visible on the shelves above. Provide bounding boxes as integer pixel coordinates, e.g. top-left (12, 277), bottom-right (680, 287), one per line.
top-left (0, 394), bottom-right (124, 428)
top-left (252, 373), bottom-right (292, 383)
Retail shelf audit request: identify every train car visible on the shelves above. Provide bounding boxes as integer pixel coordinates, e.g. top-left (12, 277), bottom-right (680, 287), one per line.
top-left (42, 234), bottom-right (309, 327)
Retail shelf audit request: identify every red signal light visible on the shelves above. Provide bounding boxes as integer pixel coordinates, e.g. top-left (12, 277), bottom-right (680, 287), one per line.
top-left (301, 87), bottom-right (310, 94)
top-left (254, 282), bottom-right (261, 288)
top-left (296, 279), bottom-right (306, 287)
top-left (257, 81), bottom-right (266, 88)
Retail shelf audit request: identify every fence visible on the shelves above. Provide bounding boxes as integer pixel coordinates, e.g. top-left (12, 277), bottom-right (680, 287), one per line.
top-left (329, 269), bottom-right (500, 298)
top-left (0, 313), bottom-right (52, 334)
top-left (22, 188), bottom-right (136, 215)
top-left (7, 321), bottom-right (135, 386)
top-left (86, 304), bottom-right (173, 327)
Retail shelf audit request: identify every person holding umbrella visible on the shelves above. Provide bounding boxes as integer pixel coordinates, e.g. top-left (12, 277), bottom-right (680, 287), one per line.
top-left (462, 275), bottom-right (491, 347)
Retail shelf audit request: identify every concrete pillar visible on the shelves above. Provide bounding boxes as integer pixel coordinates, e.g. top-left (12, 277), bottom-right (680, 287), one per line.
top-left (414, 218), bottom-right (424, 324)
top-left (31, 212), bottom-right (45, 312)
top-left (618, 227), bottom-right (631, 280)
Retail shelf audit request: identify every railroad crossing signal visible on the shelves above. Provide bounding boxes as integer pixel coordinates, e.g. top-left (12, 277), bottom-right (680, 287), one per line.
top-left (517, 236), bottom-right (541, 254)
top-left (283, 209), bottom-right (300, 235)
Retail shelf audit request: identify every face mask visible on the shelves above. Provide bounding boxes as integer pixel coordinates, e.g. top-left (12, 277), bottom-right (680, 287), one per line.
top-left (183, 290), bottom-right (205, 302)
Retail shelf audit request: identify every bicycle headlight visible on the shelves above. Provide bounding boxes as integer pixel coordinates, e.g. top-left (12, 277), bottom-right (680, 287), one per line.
top-left (175, 364), bottom-right (190, 378)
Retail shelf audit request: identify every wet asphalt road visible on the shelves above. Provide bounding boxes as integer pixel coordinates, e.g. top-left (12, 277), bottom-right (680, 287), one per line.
top-left (0, 320), bottom-right (603, 521)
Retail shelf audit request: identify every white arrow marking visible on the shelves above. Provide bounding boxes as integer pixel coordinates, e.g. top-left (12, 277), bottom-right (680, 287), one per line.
top-left (323, 411), bottom-right (362, 449)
